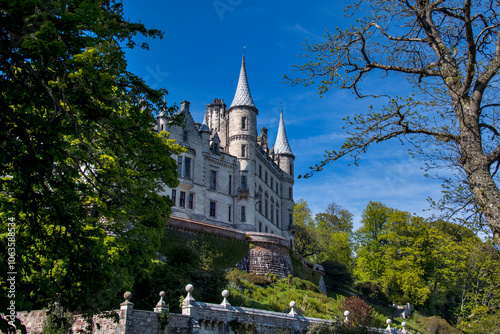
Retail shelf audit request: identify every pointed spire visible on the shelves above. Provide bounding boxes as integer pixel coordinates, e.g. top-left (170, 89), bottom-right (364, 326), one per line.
top-left (200, 112), bottom-right (210, 132)
top-left (274, 106), bottom-right (294, 156)
top-left (230, 52), bottom-right (255, 109)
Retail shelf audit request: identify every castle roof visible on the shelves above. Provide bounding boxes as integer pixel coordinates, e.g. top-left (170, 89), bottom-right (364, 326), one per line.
top-left (230, 53), bottom-right (256, 109)
top-left (274, 108), bottom-right (294, 156)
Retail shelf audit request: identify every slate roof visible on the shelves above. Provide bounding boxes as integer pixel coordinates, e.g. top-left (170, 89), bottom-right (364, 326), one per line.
top-left (230, 54), bottom-right (256, 109)
top-left (274, 108), bottom-right (293, 156)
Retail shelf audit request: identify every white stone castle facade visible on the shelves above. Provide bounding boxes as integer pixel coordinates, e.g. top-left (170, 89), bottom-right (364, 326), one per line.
top-left (158, 54), bottom-right (296, 247)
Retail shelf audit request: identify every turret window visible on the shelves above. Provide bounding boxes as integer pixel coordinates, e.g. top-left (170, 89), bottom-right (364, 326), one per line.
top-left (241, 175), bottom-right (247, 189)
top-left (241, 144), bottom-right (246, 157)
top-left (241, 117), bottom-right (247, 129)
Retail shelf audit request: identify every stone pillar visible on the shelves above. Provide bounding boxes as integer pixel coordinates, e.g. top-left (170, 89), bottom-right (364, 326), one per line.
top-left (119, 292), bottom-right (134, 334)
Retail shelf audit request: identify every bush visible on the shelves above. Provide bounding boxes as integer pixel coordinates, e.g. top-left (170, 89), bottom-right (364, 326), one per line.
top-left (340, 296), bottom-right (373, 327)
top-left (419, 316), bottom-right (462, 334)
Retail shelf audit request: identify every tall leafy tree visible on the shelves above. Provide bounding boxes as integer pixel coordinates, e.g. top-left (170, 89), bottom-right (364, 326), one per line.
top-left (293, 199), bottom-right (321, 258)
top-left (0, 0), bottom-right (181, 313)
top-left (287, 0), bottom-right (500, 246)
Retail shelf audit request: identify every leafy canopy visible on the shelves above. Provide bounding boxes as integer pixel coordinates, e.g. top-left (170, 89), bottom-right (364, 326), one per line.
top-left (0, 0), bottom-right (182, 313)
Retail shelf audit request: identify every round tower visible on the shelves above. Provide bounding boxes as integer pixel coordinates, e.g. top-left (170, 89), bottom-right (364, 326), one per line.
top-left (227, 53), bottom-right (258, 231)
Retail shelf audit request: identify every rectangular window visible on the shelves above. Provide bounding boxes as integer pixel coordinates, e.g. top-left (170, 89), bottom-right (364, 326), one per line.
top-left (259, 165), bottom-right (262, 178)
top-left (271, 177), bottom-right (273, 189)
top-left (171, 189), bottom-right (176, 206)
top-left (210, 201), bottom-right (216, 217)
top-left (241, 144), bottom-right (246, 157)
top-left (183, 131), bottom-right (188, 141)
top-left (241, 116), bottom-right (246, 129)
top-left (276, 182), bottom-right (278, 193)
top-left (271, 203), bottom-right (274, 223)
top-left (228, 205), bottom-right (232, 222)
top-left (188, 193), bottom-right (194, 209)
top-left (259, 222), bottom-right (262, 232)
top-left (210, 170), bottom-right (217, 190)
top-left (241, 175), bottom-right (247, 189)
top-left (184, 157), bottom-right (191, 179)
top-left (265, 171), bottom-right (268, 184)
top-left (289, 188), bottom-right (292, 199)
top-left (229, 175), bottom-right (232, 194)
top-left (177, 156), bottom-right (183, 176)
top-left (161, 124), bottom-right (164, 131)
top-left (276, 208), bottom-right (279, 227)
top-left (265, 226), bottom-right (268, 233)
top-left (241, 206), bottom-right (246, 222)
top-left (289, 213), bottom-right (293, 225)
top-left (180, 191), bottom-right (186, 207)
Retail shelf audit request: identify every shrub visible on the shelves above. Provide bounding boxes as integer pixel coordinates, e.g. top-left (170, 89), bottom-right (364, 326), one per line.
top-left (419, 316), bottom-right (462, 334)
top-left (340, 296), bottom-right (373, 327)
top-left (321, 261), bottom-right (353, 290)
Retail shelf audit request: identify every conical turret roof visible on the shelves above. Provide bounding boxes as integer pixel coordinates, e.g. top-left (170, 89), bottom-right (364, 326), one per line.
top-left (274, 107), bottom-right (294, 156)
top-left (200, 112), bottom-right (210, 132)
top-left (230, 53), bottom-right (255, 109)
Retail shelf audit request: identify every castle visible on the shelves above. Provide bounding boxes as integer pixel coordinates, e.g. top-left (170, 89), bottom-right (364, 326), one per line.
top-left (158, 54), bottom-right (297, 250)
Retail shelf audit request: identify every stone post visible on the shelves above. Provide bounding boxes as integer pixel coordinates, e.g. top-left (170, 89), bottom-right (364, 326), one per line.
top-left (181, 284), bottom-right (197, 317)
top-left (119, 292), bottom-right (134, 334)
top-left (401, 321), bottom-right (407, 333)
top-left (385, 319), bottom-right (392, 332)
top-left (154, 291), bottom-right (169, 314)
top-left (220, 290), bottom-right (231, 309)
top-left (344, 310), bottom-right (350, 323)
top-left (288, 301), bottom-right (298, 317)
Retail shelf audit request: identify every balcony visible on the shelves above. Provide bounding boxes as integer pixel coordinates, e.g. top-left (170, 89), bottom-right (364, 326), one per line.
top-left (237, 186), bottom-right (249, 199)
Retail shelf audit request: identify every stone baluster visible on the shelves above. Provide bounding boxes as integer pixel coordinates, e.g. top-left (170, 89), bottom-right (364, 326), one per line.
top-left (183, 284), bottom-right (196, 307)
top-left (401, 321), bottom-right (407, 333)
top-left (288, 301), bottom-right (298, 317)
top-left (343, 310), bottom-right (350, 323)
top-left (220, 290), bottom-right (231, 309)
top-left (154, 291), bottom-right (168, 314)
top-left (385, 319), bottom-right (392, 332)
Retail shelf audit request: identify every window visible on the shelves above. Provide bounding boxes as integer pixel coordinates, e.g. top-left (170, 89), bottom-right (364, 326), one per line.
top-left (177, 156), bottom-right (182, 176)
top-left (241, 175), bottom-right (247, 189)
top-left (265, 171), bottom-right (268, 184)
top-left (180, 191), bottom-right (186, 207)
top-left (241, 144), bottom-right (246, 157)
top-left (259, 222), bottom-right (262, 232)
top-left (271, 203), bottom-right (274, 223)
top-left (213, 143), bottom-right (219, 152)
top-left (184, 157), bottom-right (191, 179)
top-left (188, 193), bottom-right (194, 209)
top-left (241, 206), bottom-right (246, 222)
top-left (276, 208), bottom-right (279, 227)
top-left (259, 165), bottom-right (262, 178)
top-left (183, 131), bottom-right (188, 141)
top-left (228, 205), bottom-right (232, 222)
top-left (289, 213), bottom-right (293, 225)
top-left (161, 124), bottom-right (164, 131)
top-left (258, 199), bottom-right (262, 212)
top-left (265, 226), bottom-right (268, 233)
top-left (241, 116), bottom-right (246, 129)
top-left (229, 175), bottom-right (232, 194)
top-left (289, 187), bottom-right (292, 199)
top-left (271, 177), bottom-right (273, 188)
top-left (171, 189), bottom-right (176, 206)
top-left (276, 182), bottom-right (278, 193)
top-left (210, 171), bottom-right (217, 190)
top-left (210, 201), bottom-right (216, 217)
top-left (265, 199), bottom-right (268, 218)
top-left (290, 163), bottom-right (293, 175)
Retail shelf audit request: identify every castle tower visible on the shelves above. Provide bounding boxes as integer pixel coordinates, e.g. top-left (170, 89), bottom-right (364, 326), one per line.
top-left (274, 107), bottom-right (296, 245)
top-left (227, 52), bottom-right (258, 230)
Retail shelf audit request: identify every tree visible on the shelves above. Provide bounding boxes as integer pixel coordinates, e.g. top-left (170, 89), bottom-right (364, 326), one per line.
top-left (354, 202), bottom-right (393, 281)
top-left (0, 0), bottom-right (182, 313)
top-left (315, 202), bottom-right (353, 233)
top-left (286, 0), bottom-right (500, 246)
top-left (293, 199), bottom-right (321, 258)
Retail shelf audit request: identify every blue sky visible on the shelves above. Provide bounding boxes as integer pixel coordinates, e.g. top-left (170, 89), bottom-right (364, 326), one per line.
top-left (122, 0), bottom-right (444, 229)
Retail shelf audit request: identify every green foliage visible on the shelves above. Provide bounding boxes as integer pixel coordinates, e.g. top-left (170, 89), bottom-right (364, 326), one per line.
top-left (41, 304), bottom-right (73, 334)
top-left (157, 311), bottom-right (169, 331)
top-left (0, 0), bottom-right (182, 313)
top-left (418, 316), bottom-right (462, 334)
top-left (290, 252), bottom-right (322, 286)
top-left (320, 260), bottom-right (353, 290)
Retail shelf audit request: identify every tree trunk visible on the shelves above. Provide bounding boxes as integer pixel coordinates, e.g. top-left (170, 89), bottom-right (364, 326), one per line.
top-left (459, 100), bottom-right (500, 246)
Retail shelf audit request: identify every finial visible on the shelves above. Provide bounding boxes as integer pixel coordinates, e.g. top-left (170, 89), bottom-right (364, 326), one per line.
top-left (386, 319), bottom-right (392, 331)
top-left (288, 301), bottom-right (298, 317)
top-left (344, 310), bottom-right (350, 322)
top-left (221, 290), bottom-right (231, 308)
top-left (182, 284), bottom-right (196, 307)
